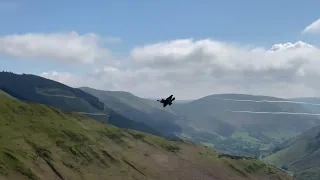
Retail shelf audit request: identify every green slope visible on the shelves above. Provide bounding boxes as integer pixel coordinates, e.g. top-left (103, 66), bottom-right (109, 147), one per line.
top-left (0, 94), bottom-right (293, 180)
top-left (0, 72), bottom-right (162, 138)
top-left (264, 125), bottom-right (320, 180)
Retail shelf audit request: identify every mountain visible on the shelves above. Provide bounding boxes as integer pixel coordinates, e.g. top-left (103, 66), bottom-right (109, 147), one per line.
top-left (148, 98), bottom-right (194, 104)
top-left (3, 72), bottom-right (319, 158)
top-left (80, 88), bottom-right (320, 157)
top-left (172, 94), bottom-right (320, 156)
top-left (289, 97), bottom-right (320, 114)
top-left (0, 72), bottom-right (162, 137)
top-left (263, 125), bottom-right (320, 180)
top-left (0, 93), bottom-right (293, 180)
top-left (290, 97), bottom-right (320, 104)
top-left (79, 87), bottom-right (182, 139)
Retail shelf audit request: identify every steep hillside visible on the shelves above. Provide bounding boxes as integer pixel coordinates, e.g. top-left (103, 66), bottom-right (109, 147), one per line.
top-left (264, 125), bottom-right (320, 180)
top-left (79, 87), bottom-right (182, 139)
top-left (0, 72), bottom-right (162, 138)
top-left (0, 94), bottom-right (293, 180)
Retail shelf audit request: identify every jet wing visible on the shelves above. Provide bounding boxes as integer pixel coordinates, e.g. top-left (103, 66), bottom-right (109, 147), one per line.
top-left (166, 95), bottom-right (173, 101)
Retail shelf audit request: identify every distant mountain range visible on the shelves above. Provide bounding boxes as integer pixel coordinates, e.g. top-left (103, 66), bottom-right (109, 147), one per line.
top-left (264, 125), bottom-right (320, 180)
top-left (171, 94), bottom-right (320, 156)
top-left (148, 98), bottom-right (194, 104)
top-left (289, 97), bottom-right (320, 114)
top-left (1, 71), bottom-right (320, 158)
top-left (80, 87), bottom-right (320, 157)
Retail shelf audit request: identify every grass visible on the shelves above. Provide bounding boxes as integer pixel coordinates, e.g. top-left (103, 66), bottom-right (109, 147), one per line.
top-left (0, 94), bottom-right (293, 180)
top-left (220, 156), bottom-right (266, 175)
top-left (263, 125), bottom-right (320, 180)
top-left (231, 132), bottom-right (260, 143)
top-left (125, 129), bottom-right (181, 153)
top-left (262, 131), bottom-right (299, 141)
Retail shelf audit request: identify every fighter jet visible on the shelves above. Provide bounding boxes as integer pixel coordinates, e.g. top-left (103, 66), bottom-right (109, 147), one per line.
top-left (157, 95), bottom-right (175, 107)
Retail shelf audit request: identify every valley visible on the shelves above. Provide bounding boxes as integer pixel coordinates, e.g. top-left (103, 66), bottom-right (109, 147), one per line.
top-left (0, 92), bottom-right (293, 180)
top-left (1, 72), bottom-right (320, 180)
top-left (81, 87), bottom-right (320, 157)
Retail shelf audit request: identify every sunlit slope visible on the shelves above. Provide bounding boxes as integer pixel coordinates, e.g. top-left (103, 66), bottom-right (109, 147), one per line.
top-left (0, 94), bottom-right (292, 180)
top-left (264, 125), bottom-right (320, 180)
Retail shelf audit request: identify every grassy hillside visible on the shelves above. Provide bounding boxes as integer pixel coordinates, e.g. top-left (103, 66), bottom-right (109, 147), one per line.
top-left (0, 72), bottom-right (162, 138)
top-left (79, 87), bottom-right (182, 139)
top-left (264, 125), bottom-right (320, 180)
top-left (0, 94), bottom-right (293, 180)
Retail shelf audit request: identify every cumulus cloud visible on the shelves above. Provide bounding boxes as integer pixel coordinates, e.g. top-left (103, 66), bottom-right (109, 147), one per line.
top-left (302, 18), bottom-right (320, 34)
top-left (40, 71), bottom-right (80, 87)
top-left (39, 39), bottom-right (320, 99)
top-left (0, 31), bottom-right (111, 63)
top-left (131, 39), bottom-right (319, 82)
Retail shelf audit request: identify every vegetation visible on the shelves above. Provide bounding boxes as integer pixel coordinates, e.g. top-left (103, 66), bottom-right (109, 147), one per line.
top-left (264, 125), bottom-right (320, 180)
top-left (0, 94), bottom-right (293, 180)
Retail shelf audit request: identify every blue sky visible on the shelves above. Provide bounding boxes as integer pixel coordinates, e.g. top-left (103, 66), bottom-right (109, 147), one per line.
top-left (0, 0), bottom-right (320, 98)
top-left (2, 0), bottom-right (319, 46)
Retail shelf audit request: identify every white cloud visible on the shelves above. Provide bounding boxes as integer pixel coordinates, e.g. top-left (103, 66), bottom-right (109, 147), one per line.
top-left (40, 71), bottom-right (78, 86)
top-left (39, 39), bottom-right (320, 99)
top-left (302, 18), bottom-right (320, 34)
top-left (0, 31), bottom-right (111, 63)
